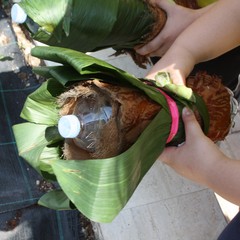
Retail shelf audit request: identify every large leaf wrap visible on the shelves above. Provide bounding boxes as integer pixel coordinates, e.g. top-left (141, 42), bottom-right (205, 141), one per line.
top-left (18, 0), bottom-right (164, 52)
top-left (17, 0), bottom-right (217, 51)
top-left (13, 46), bottom-right (211, 222)
top-left (16, 0), bottom-right (217, 67)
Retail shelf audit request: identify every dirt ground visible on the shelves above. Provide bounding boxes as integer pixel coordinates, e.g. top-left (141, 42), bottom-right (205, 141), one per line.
top-left (1, 1), bottom-right (95, 239)
top-left (1, 0), bottom-right (42, 68)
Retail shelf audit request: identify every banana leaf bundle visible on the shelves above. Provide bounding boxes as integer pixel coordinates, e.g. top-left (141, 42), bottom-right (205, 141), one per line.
top-left (13, 46), bottom-right (233, 223)
top-left (14, 0), bottom-right (210, 67)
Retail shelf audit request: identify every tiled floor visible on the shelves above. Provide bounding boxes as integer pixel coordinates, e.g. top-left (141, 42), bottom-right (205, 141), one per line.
top-left (86, 49), bottom-right (239, 240)
top-left (217, 110), bottom-right (240, 222)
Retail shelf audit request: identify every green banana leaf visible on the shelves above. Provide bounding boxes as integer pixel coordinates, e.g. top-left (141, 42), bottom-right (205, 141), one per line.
top-left (16, 0), bottom-right (217, 52)
top-left (18, 0), bottom-right (157, 52)
top-left (13, 46), bottom-right (209, 223)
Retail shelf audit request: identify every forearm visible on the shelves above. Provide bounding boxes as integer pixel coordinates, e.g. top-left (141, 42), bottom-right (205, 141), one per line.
top-left (175, 0), bottom-right (240, 63)
top-left (202, 156), bottom-right (240, 206)
top-left (146, 0), bottom-right (240, 82)
top-left (137, 0), bottom-right (215, 58)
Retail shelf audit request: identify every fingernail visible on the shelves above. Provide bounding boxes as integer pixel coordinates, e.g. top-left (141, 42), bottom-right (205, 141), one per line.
top-left (182, 107), bottom-right (193, 116)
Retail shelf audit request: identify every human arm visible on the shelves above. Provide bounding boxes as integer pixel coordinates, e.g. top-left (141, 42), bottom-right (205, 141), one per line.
top-left (145, 0), bottom-right (240, 84)
top-left (136, 0), bottom-right (215, 56)
top-left (160, 107), bottom-right (240, 206)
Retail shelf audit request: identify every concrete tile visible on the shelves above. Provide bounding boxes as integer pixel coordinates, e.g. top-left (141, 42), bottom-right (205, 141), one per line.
top-left (218, 139), bottom-right (237, 159)
top-left (215, 194), bottom-right (239, 222)
top-left (105, 56), bottom-right (151, 77)
top-left (223, 132), bottom-right (240, 159)
top-left (230, 110), bottom-right (240, 133)
top-left (88, 48), bottom-right (152, 78)
top-left (216, 112), bottom-right (240, 221)
top-left (94, 190), bottom-right (226, 240)
top-left (87, 48), bottom-right (116, 61)
top-left (125, 161), bottom-right (205, 209)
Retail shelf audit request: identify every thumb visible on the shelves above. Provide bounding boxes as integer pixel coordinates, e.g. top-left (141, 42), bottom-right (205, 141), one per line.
top-left (181, 107), bottom-right (204, 140)
top-left (159, 107), bottom-right (203, 165)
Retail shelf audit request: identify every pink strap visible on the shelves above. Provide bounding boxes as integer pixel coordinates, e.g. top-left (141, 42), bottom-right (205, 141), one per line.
top-left (156, 89), bottom-right (179, 143)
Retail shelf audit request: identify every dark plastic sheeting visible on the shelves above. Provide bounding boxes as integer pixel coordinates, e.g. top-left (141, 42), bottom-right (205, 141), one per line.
top-left (0, 8), bottom-right (86, 240)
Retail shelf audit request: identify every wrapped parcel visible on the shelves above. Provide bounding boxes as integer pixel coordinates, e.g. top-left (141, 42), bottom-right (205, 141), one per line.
top-left (13, 0), bottom-right (205, 67)
top-left (13, 46), bottom-right (234, 222)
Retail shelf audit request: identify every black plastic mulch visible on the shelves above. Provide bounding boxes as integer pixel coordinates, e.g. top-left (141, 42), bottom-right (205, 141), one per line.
top-left (0, 8), bottom-right (87, 240)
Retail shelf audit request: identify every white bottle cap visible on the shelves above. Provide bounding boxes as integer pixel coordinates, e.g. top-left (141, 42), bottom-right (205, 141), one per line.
top-left (11, 4), bottom-right (27, 24)
top-left (58, 115), bottom-right (81, 138)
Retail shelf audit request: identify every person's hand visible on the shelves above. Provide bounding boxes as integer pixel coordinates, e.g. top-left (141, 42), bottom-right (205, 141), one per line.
top-left (159, 107), bottom-right (227, 185)
top-left (136, 1), bottom-right (199, 57)
top-left (145, 61), bottom-right (187, 85)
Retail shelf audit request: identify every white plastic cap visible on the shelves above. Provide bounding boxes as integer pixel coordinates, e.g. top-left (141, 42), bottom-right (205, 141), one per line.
top-left (11, 4), bottom-right (27, 24)
top-left (58, 115), bottom-right (81, 138)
